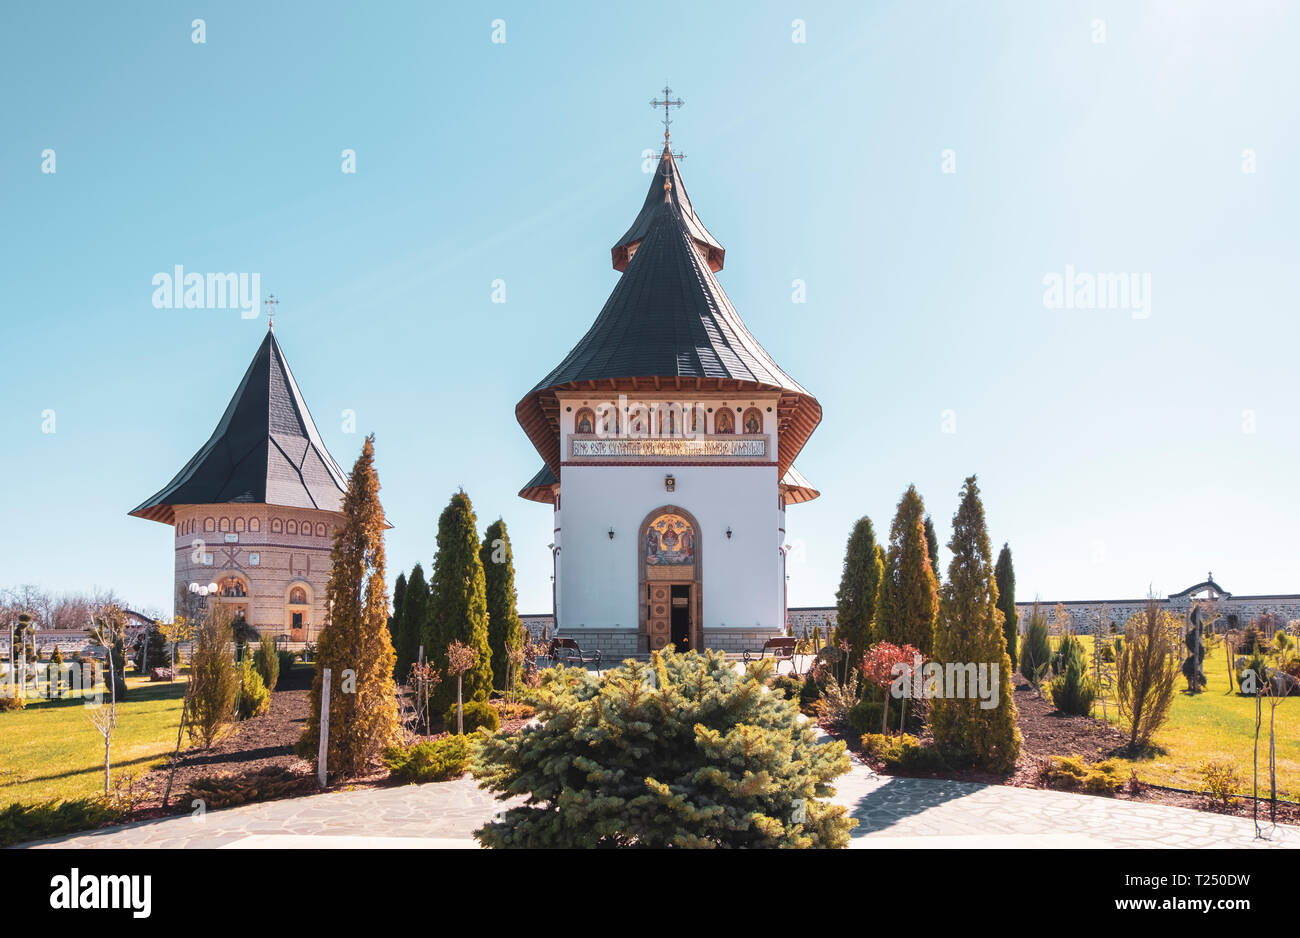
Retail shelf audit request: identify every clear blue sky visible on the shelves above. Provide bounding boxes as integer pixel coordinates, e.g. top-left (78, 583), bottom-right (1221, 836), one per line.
top-left (2, 1), bottom-right (1297, 617)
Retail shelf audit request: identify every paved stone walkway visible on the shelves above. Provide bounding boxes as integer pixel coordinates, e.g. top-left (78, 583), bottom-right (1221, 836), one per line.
top-left (25, 759), bottom-right (1297, 849)
top-left (832, 759), bottom-right (1296, 849)
top-left (26, 779), bottom-right (521, 849)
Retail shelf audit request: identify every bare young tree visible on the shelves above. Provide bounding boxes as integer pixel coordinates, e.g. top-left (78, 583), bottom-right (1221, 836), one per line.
top-left (86, 604), bottom-right (129, 700)
top-left (1090, 603), bottom-right (1113, 722)
top-left (406, 655), bottom-right (442, 735)
top-left (85, 643), bottom-right (119, 796)
top-left (1117, 595), bottom-right (1181, 751)
top-left (446, 640), bottom-right (478, 734)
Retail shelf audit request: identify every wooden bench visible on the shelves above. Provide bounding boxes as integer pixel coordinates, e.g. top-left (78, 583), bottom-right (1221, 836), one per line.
top-left (742, 637), bottom-right (799, 673)
top-left (548, 637), bottom-right (602, 670)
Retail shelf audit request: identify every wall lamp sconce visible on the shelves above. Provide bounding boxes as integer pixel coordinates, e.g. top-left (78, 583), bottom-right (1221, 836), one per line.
top-left (725, 526), bottom-right (733, 540)
top-left (664, 473), bottom-right (675, 492)
top-left (608, 527), bottom-right (616, 540)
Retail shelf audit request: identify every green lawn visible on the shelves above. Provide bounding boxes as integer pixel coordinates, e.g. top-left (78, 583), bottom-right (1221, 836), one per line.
top-left (0, 674), bottom-right (189, 806)
top-left (1054, 635), bottom-right (1298, 800)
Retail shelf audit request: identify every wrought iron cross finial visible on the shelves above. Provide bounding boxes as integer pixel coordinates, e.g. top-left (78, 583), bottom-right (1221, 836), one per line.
top-left (265, 294), bottom-right (278, 330)
top-left (650, 83), bottom-right (684, 147)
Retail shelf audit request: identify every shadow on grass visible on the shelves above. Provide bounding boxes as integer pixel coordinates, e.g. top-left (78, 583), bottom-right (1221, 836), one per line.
top-left (1, 752), bottom-right (176, 790)
top-left (1107, 741), bottom-right (1170, 761)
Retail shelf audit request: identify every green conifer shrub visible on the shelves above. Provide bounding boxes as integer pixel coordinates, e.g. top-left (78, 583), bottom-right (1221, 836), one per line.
top-left (187, 608), bottom-right (239, 748)
top-left (1019, 604), bottom-right (1052, 686)
top-left (426, 491), bottom-right (493, 711)
top-left (875, 486), bottom-right (939, 655)
top-left (1049, 632), bottom-right (1096, 716)
top-left (994, 543), bottom-right (1018, 670)
top-left (472, 648), bottom-right (855, 848)
top-left (442, 699), bottom-right (500, 735)
top-left (236, 659), bottom-right (270, 719)
top-left (252, 633), bottom-right (280, 692)
top-left (298, 436), bottom-right (401, 775)
top-left (833, 517), bottom-right (883, 668)
top-left (930, 476), bottom-right (1021, 772)
top-left (397, 563), bottom-right (429, 680)
top-left (384, 736), bottom-right (472, 783)
top-left (481, 519), bottom-right (524, 692)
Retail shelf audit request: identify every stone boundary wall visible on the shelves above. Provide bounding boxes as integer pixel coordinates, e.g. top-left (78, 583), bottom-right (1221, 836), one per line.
top-left (1014, 597), bottom-right (1300, 633)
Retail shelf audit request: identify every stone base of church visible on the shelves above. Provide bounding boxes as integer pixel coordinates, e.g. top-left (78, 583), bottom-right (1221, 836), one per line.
top-left (700, 628), bottom-right (787, 655)
top-left (554, 627), bottom-right (788, 662)
top-left (556, 628), bottom-right (643, 662)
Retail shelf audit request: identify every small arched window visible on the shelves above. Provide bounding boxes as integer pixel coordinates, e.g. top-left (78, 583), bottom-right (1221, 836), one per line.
top-left (219, 518), bottom-right (230, 533)
top-left (234, 517), bottom-right (246, 533)
top-left (204, 518), bottom-right (215, 533)
top-left (217, 575), bottom-right (248, 598)
top-left (286, 520), bottom-right (298, 535)
top-left (315, 522), bottom-right (327, 537)
top-left (271, 518), bottom-right (283, 534)
top-left (714, 409), bottom-right (735, 434)
top-left (249, 518), bottom-right (261, 533)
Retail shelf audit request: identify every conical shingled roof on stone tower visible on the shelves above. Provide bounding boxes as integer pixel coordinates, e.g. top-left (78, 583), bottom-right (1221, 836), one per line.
top-left (129, 329), bottom-right (348, 525)
top-left (516, 146), bottom-right (822, 501)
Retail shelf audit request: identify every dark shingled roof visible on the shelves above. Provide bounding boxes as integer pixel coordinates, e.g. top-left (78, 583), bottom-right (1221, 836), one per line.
top-left (612, 148), bottom-right (724, 272)
top-left (130, 330), bottom-right (348, 525)
top-left (516, 145), bottom-right (822, 484)
top-left (530, 191), bottom-right (808, 392)
top-left (519, 465), bottom-right (558, 503)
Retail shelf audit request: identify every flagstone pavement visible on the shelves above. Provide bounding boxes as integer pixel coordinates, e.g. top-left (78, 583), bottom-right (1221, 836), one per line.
top-left (23, 757), bottom-right (1298, 849)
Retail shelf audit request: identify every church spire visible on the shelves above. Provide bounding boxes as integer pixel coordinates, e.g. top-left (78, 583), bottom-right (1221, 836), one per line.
top-left (611, 85), bottom-right (723, 272)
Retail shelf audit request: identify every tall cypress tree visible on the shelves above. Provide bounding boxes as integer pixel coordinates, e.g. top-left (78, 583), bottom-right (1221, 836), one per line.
top-left (389, 571), bottom-right (407, 678)
top-left (931, 476), bottom-right (1021, 772)
top-left (481, 518), bottom-right (523, 691)
top-left (994, 543), bottom-right (1018, 670)
top-left (398, 563), bottom-right (429, 679)
top-left (924, 515), bottom-right (940, 584)
top-left (875, 485), bottom-right (939, 655)
top-left (833, 517), bottom-right (882, 669)
top-left (298, 435), bottom-right (401, 776)
top-left (426, 490), bottom-right (493, 710)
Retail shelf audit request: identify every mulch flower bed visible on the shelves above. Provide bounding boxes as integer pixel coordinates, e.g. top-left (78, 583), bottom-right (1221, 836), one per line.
top-left (824, 672), bottom-right (1300, 826)
top-left (118, 669), bottom-right (532, 824)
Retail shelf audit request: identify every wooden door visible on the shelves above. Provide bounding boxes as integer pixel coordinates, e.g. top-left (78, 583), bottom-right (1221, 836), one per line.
top-left (647, 584), bottom-right (671, 650)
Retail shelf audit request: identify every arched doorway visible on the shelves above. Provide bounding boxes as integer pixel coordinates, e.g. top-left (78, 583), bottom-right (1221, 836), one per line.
top-left (639, 507), bottom-right (702, 653)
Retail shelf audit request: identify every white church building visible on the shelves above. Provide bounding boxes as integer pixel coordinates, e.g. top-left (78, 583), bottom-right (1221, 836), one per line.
top-left (515, 139), bottom-right (822, 660)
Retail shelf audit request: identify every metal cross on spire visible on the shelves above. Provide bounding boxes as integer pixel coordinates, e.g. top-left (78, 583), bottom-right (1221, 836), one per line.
top-left (650, 83), bottom-right (684, 149)
top-left (264, 294), bottom-right (278, 330)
